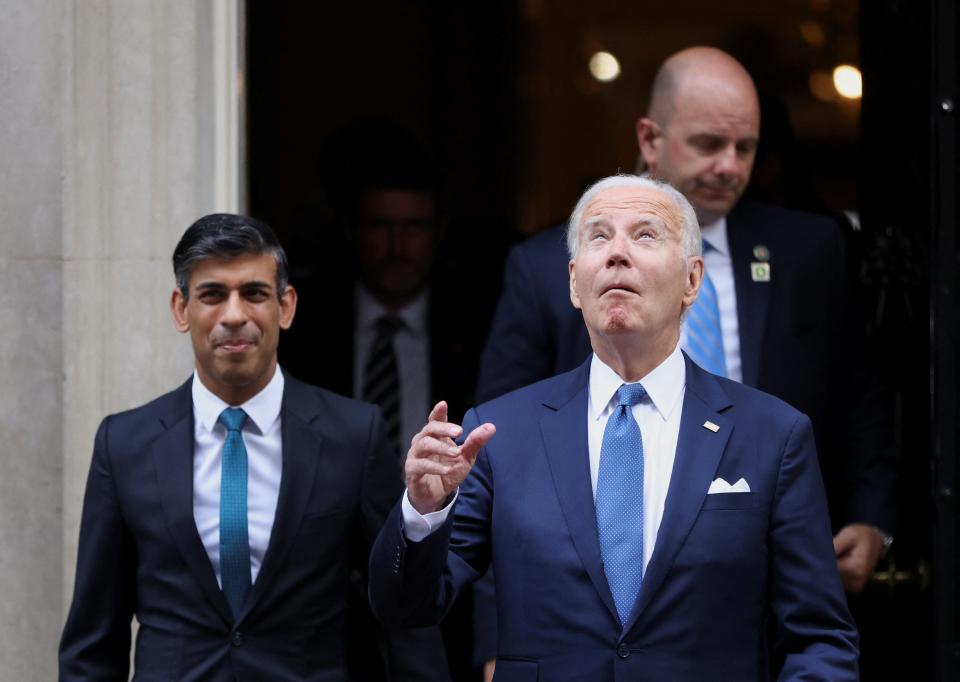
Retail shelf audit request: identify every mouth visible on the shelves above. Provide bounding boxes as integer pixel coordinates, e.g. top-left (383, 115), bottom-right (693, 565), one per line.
top-left (602, 284), bottom-right (639, 296)
top-left (699, 184), bottom-right (739, 200)
top-left (216, 338), bottom-right (257, 354)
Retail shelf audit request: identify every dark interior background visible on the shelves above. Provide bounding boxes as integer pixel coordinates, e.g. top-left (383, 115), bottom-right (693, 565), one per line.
top-left (247, 1), bottom-right (959, 679)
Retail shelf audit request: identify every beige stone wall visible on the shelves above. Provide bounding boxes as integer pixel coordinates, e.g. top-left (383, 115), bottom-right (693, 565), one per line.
top-left (0, 1), bottom-right (239, 676)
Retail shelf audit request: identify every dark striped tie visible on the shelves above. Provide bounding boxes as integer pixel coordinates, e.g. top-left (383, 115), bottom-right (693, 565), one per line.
top-left (362, 314), bottom-right (402, 447)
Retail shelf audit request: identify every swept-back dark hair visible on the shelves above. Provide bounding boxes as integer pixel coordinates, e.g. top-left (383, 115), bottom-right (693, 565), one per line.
top-left (172, 213), bottom-right (289, 299)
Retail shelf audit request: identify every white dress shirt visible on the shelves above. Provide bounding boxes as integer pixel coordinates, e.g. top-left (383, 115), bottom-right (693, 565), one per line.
top-left (681, 216), bottom-right (742, 382)
top-left (402, 344), bottom-right (687, 572)
top-left (192, 367), bottom-right (284, 587)
top-left (354, 283), bottom-right (431, 449)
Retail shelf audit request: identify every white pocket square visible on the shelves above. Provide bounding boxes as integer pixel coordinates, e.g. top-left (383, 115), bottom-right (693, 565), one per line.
top-left (707, 477), bottom-right (751, 494)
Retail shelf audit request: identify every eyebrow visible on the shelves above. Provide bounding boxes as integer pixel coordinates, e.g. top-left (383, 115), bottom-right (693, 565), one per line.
top-left (583, 217), bottom-right (612, 230)
top-left (194, 279), bottom-right (274, 292)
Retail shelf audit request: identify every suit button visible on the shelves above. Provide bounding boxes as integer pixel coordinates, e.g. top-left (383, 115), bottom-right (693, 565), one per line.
top-left (231, 631), bottom-right (244, 647)
top-left (617, 643), bottom-right (630, 659)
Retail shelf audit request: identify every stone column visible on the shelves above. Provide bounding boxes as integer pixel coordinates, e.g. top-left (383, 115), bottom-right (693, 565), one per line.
top-left (0, 1), bottom-right (240, 676)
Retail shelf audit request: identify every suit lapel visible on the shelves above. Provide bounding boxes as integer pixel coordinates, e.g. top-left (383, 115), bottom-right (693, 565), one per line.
top-left (727, 202), bottom-right (771, 388)
top-left (624, 358), bottom-right (733, 633)
top-left (241, 374), bottom-right (323, 617)
top-left (539, 361), bottom-right (620, 625)
top-left (152, 378), bottom-right (232, 626)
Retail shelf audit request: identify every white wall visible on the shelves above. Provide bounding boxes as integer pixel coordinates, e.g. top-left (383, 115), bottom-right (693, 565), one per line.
top-left (0, 0), bottom-right (240, 676)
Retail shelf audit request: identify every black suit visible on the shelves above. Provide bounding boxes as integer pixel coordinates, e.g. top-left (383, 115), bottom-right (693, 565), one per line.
top-left (472, 199), bottom-right (896, 662)
top-left (281, 277), bottom-right (482, 682)
top-left (60, 373), bottom-right (401, 681)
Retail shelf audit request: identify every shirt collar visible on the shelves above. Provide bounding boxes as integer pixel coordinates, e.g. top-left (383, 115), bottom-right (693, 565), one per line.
top-left (700, 215), bottom-right (729, 257)
top-left (191, 364), bottom-right (285, 436)
top-left (354, 281), bottom-right (429, 337)
top-left (588, 343), bottom-right (686, 422)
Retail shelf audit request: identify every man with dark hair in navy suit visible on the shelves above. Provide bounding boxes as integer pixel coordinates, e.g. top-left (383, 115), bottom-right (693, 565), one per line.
top-left (59, 213), bottom-right (419, 680)
top-left (369, 174), bottom-right (858, 680)
top-left (472, 46), bottom-right (895, 678)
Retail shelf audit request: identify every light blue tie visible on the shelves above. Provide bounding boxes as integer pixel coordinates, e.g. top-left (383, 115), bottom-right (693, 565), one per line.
top-left (218, 407), bottom-right (251, 619)
top-left (684, 241), bottom-right (727, 377)
top-left (596, 383), bottom-right (647, 626)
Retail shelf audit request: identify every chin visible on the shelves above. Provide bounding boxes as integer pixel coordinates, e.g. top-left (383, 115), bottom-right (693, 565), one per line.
top-left (601, 310), bottom-right (635, 334)
top-left (214, 358), bottom-right (262, 382)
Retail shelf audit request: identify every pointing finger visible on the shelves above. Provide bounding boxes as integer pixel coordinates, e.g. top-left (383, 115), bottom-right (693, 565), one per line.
top-left (428, 401), bottom-right (448, 424)
top-left (461, 423), bottom-right (496, 462)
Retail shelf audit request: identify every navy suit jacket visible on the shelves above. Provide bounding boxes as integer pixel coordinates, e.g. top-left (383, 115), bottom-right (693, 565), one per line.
top-left (370, 357), bottom-right (859, 681)
top-left (59, 372), bottom-right (401, 681)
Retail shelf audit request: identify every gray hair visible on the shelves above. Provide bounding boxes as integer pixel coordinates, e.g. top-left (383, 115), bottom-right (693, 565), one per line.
top-left (566, 174), bottom-right (701, 260)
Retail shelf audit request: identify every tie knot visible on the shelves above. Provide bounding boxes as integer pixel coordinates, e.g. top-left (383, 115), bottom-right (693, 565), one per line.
top-left (616, 383), bottom-right (647, 408)
top-left (375, 314), bottom-right (403, 336)
top-left (218, 407), bottom-right (247, 432)
top-left (701, 238), bottom-right (714, 254)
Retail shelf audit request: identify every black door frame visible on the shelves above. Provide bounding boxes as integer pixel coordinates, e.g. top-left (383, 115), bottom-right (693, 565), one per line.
top-left (932, 0), bottom-right (958, 679)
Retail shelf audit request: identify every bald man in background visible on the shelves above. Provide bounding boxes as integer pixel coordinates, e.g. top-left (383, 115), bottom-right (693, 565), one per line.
top-left (473, 46), bottom-right (895, 678)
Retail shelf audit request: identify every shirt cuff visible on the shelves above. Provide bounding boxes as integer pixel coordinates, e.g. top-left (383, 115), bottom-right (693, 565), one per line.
top-left (401, 489), bottom-right (458, 542)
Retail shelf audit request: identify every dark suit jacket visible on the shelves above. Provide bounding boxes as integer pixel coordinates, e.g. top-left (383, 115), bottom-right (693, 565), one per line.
top-left (370, 357), bottom-right (859, 681)
top-left (59, 372), bottom-right (402, 681)
top-left (280, 278), bottom-right (479, 681)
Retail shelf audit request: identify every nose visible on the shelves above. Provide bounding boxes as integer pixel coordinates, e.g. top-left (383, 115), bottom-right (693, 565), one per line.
top-left (220, 291), bottom-right (248, 327)
top-left (605, 231), bottom-right (632, 268)
top-left (386, 224), bottom-right (403, 257)
top-left (714, 144), bottom-right (740, 178)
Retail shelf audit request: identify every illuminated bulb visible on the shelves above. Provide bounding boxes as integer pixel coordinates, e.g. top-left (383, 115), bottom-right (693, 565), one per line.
top-left (799, 21), bottom-right (825, 47)
top-left (832, 64), bottom-right (862, 99)
top-left (589, 51), bottom-right (621, 83)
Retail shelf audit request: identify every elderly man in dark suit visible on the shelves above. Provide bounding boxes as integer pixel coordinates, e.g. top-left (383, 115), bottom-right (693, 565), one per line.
top-left (472, 46), bottom-right (895, 678)
top-left (59, 214), bottom-right (413, 680)
top-left (369, 175), bottom-right (859, 680)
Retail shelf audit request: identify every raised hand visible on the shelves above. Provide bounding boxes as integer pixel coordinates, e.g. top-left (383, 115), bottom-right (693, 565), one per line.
top-left (405, 401), bottom-right (496, 514)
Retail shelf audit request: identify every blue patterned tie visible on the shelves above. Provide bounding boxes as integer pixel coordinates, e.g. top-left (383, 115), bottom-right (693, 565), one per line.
top-left (596, 383), bottom-right (647, 626)
top-left (218, 407), bottom-right (251, 619)
top-left (684, 241), bottom-right (727, 377)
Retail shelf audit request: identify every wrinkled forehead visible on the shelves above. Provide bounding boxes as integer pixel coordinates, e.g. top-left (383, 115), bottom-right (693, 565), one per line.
top-left (580, 186), bottom-right (682, 233)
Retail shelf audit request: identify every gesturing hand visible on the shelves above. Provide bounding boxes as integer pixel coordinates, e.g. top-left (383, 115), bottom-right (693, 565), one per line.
top-left (405, 401), bottom-right (496, 515)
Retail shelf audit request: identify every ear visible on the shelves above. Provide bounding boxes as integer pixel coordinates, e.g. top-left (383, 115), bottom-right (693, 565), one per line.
top-left (636, 117), bottom-right (662, 174)
top-left (569, 259), bottom-right (582, 310)
top-left (278, 285), bottom-right (298, 330)
top-left (682, 256), bottom-right (704, 310)
top-left (171, 288), bottom-right (190, 333)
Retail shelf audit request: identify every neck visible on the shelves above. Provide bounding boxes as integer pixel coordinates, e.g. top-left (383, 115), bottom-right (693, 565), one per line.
top-left (589, 328), bottom-right (678, 382)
